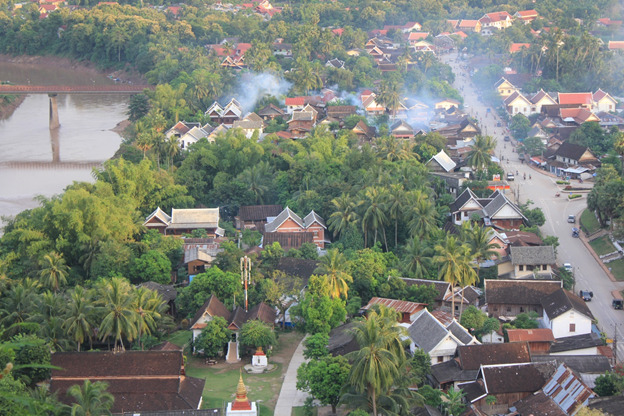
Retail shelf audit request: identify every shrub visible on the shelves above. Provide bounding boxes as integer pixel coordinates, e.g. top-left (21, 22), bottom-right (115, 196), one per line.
top-left (569, 194), bottom-right (582, 200)
top-left (557, 180), bottom-right (570, 185)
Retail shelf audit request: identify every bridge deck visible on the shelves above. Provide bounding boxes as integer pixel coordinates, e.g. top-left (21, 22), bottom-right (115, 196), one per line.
top-left (0, 84), bottom-right (151, 94)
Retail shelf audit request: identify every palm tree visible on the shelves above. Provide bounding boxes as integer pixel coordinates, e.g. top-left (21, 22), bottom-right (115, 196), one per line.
top-left (164, 136), bottom-right (179, 170)
top-left (377, 79), bottom-right (402, 120)
top-left (132, 287), bottom-right (164, 350)
top-left (327, 193), bottom-right (361, 240)
top-left (402, 238), bottom-right (433, 279)
top-left (39, 252), bottom-right (69, 292)
top-left (314, 248), bottom-right (353, 299)
top-left (361, 187), bottom-right (389, 250)
top-left (67, 380), bottom-right (114, 416)
top-left (346, 307), bottom-right (407, 416)
top-left (465, 135), bottom-right (496, 172)
top-left (0, 279), bottom-right (40, 329)
top-left (238, 161), bottom-right (272, 204)
top-left (434, 235), bottom-right (471, 316)
top-left (386, 184), bottom-right (405, 247)
top-left (98, 278), bottom-right (138, 351)
top-left (408, 197), bottom-right (437, 240)
top-left (64, 287), bottom-right (94, 352)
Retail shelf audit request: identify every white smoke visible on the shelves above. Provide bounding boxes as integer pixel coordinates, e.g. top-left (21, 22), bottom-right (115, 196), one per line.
top-left (234, 72), bottom-right (292, 112)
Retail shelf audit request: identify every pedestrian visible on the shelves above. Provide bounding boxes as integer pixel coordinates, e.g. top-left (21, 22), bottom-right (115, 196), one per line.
top-left (523, 173), bottom-right (526, 180)
top-left (529, 174), bottom-right (532, 179)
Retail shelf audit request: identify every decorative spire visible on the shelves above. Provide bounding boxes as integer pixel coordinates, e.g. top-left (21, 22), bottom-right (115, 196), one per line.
top-left (231, 369), bottom-right (252, 411)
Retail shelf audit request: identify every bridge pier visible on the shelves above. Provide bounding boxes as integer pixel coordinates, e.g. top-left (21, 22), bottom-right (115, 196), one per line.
top-left (48, 93), bottom-right (60, 130)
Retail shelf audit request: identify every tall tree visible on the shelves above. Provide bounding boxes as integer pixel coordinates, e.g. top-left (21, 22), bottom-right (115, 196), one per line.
top-left (67, 380), bottom-right (114, 416)
top-left (434, 235), bottom-right (472, 315)
top-left (327, 194), bottom-right (361, 240)
top-left (39, 252), bottom-right (69, 293)
top-left (132, 287), bottom-right (164, 350)
top-left (465, 135), bottom-right (496, 172)
top-left (98, 278), bottom-right (138, 351)
top-left (361, 187), bottom-right (389, 250)
top-left (314, 249), bottom-right (353, 299)
top-left (63, 287), bottom-right (94, 352)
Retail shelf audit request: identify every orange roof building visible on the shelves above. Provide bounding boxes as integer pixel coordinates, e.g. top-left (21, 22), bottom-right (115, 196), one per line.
top-left (509, 43), bottom-right (530, 53)
top-left (558, 92), bottom-right (593, 107)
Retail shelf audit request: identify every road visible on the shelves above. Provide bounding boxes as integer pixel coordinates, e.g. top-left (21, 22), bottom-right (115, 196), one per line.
top-left (440, 51), bottom-right (624, 361)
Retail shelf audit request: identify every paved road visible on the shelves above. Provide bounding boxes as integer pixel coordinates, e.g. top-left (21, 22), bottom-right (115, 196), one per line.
top-left (274, 335), bottom-right (309, 415)
top-left (440, 51), bottom-right (624, 361)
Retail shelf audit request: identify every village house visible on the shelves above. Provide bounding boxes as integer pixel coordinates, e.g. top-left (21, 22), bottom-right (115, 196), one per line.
top-left (50, 350), bottom-right (206, 413)
top-left (514, 10), bottom-right (539, 23)
top-left (257, 103), bottom-right (285, 121)
top-left (456, 19), bottom-right (482, 33)
top-left (504, 91), bottom-right (533, 116)
top-left (507, 328), bottom-right (555, 354)
top-left (449, 189), bottom-right (527, 230)
top-left (541, 288), bottom-right (593, 339)
top-left (407, 309), bottom-right (479, 365)
top-left (532, 354), bottom-right (612, 389)
top-left (459, 362), bottom-right (557, 412)
top-left (426, 150), bottom-right (457, 173)
top-left (434, 98), bottom-right (461, 110)
top-left (429, 342), bottom-right (531, 391)
top-left (510, 363), bottom-right (594, 415)
top-left (287, 108), bottom-right (316, 139)
top-left (263, 207), bottom-right (328, 249)
top-left (143, 207), bottom-right (224, 237)
top-left (485, 279), bottom-right (563, 319)
top-left (205, 98), bottom-right (243, 125)
top-left (558, 92), bottom-right (594, 109)
top-left (362, 297), bottom-right (427, 323)
top-left (494, 77), bottom-right (518, 98)
top-left (547, 141), bottom-right (600, 177)
top-left (508, 245), bottom-right (556, 279)
top-left (235, 205), bottom-right (283, 231)
top-left (326, 105), bottom-right (357, 122)
top-left (352, 120), bottom-right (377, 140)
top-left (165, 120), bottom-right (201, 139)
top-left (183, 237), bottom-right (225, 276)
top-left (390, 120), bottom-right (415, 138)
top-left (360, 90), bottom-right (386, 115)
top-left (399, 277), bottom-right (481, 314)
top-left (232, 112), bottom-right (264, 138)
top-left (592, 88), bottom-right (618, 112)
top-left (530, 89), bottom-right (557, 114)
top-left (189, 295), bottom-right (276, 361)
top-left (607, 40), bottom-right (624, 51)
top-left (479, 11), bottom-right (514, 30)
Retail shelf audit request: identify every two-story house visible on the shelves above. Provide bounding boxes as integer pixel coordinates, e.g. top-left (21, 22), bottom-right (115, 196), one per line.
top-left (494, 77), bottom-right (518, 98)
top-left (504, 91), bottom-right (533, 116)
top-left (479, 11), bottom-right (513, 30)
top-left (593, 89), bottom-right (618, 112)
top-left (509, 245), bottom-right (556, 279)
top-left (485, 279), bottom-right (563, 319)
top-left (548, 141), bottom-right (600, 177)
top-left (264, 207), bottom-right (329, 249)
top-left (144, 207), bottom-right (225, 237)
top-left (530, 89), bottom-right (557, 114)
top-left (449, 189), bottom-right (527, 229)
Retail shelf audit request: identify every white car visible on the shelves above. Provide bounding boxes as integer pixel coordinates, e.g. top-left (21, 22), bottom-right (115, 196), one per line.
top-left (563, 263), bottom-right (573, 272)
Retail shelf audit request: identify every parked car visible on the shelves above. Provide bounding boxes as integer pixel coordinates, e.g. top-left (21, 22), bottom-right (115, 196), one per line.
top-left (507, 172), bottom-right (515, 181)
top-left (567, 214), bottom-right (575, 223)
top-left (496, 121), bottom-right (502, 127)
top-left (504, 136), bottom-right (511, 142)
top-left (613, 299), bottom-right (623, 310)
top-left (572, 227), bottom-right (580, 238)
top-left (563, 263), bottom-right (573, 272)
top-left (579, 290), bottom-right (593, 301)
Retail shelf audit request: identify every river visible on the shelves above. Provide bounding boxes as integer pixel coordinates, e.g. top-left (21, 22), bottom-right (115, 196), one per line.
top-left (0, 61), bottom-right (131, 223)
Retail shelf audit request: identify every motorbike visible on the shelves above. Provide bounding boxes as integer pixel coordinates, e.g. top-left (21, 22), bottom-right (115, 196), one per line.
top-left (555, 193), bottom-right (560, 197)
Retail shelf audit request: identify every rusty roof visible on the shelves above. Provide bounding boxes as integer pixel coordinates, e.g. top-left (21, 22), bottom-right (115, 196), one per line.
top-left (508, 328), bottom-right (555, 343)
top-left (362, 297), bottom-right (427, 315)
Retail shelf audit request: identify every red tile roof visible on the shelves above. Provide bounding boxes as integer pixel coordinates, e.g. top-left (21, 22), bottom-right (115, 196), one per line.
top-left (509, 43), bottom-right (530, 53)
top-left (608, 41), bottom-right (624, 50)
top-left (516, 10), bottom-right (538, 19)
top-left (507, 328), bottom-right (555, 343)
top-left (332, 28), bottom-right (343, 36)
top-left (285, 97), bottom-right (306, 106)
top-left (558, 92), bottom-right (593, 105)
top-left (408, 32), bottom-right (429, 40)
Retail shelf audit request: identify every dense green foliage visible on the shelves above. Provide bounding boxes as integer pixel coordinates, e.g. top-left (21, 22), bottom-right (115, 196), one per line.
top-left (193, 316), bottom-right (231, 358)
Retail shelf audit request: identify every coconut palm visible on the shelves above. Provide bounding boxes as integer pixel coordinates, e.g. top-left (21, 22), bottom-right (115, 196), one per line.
top-left (361, 187), bottom-right (389, 250)
top-left (402, 238), bottom-right (433, 279)
top-left (0, 279), bottom-right (40, 329)
top-left (238, 161), bottom-right (272, 204)
top-left (407, 197), bottom-right (438, 240)
top-left (346, 307), bottom-right (407, 416)
top-left (327, 193), bottom-right (361, 240)
top-left (98, 278), bottom-right (138, 351)
top-left (314, 248), bottom-right (353, 299)
top-left (67, 380), bottom-right (114, 416)
top-left (64, 287), bottom-right (94, 352)
top-left (377, 78), bottom-right (402, 120)
top-left (434, 235), bottom-right (471, 316)
top-left (39, 252), bottom-right (69, 292)
top-left (132, 287), bottom-right (165, 350)
top-left (465, 135), bottom-right (497, 171)
top-left (385, 184), bottom-right (405, 247)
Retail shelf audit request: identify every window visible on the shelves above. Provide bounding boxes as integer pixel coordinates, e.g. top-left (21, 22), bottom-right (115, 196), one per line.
top-left (456, 213), bottom-right (461, 221)
top-left (493, 307), bottom-right (498, 311)
top-left (507, 306), bottom-right (511, 312)
top-left (520, 307), bottom-right (524, 312)
top-left (570, 323), bottom-right (576, 332)
top-left (519, 265), bottom-right (524, 271)
top-left (543, 265), bottom-right (548, 271)
top-left (437, 356), bottom-right (444, 363)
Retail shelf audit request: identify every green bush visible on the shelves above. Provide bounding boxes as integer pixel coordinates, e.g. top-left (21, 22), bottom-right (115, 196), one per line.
top-left (568, 194), bottom-right (582, 200)
top-left (556, 180), bottom-right (570, 185)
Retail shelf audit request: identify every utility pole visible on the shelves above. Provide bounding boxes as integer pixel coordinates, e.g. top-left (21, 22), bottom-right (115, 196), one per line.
top-left (240, 256), bottom-right (252, 312)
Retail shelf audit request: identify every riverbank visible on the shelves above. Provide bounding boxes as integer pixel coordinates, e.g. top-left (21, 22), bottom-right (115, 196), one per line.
top-left (0, 54), bottom-right (146, 85)
top-left (0, 95), bottom-right (25, 120)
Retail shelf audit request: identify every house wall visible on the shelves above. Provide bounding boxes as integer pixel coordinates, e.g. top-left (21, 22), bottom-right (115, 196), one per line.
top-left (429, 336), bottom-right (460, 364)
top-left (596, 98), bottom-right (616, 112)
top-left (527, 341), bottom-right (551, 354)
top-left (491, 218), bottom-right (523, 230)
top-left (497, 83), bottom-right (515, 98)
top-left (488, 303), bottom-right (541, 318)
top-left (166, 227), bottom-right (219, 237)
top-left (481, 331), bottom-right (505, 343)
top-left (507, 98), bottom-right (532, 116)
top-left (275, 218), bottom-right (305, 233)
top-left (187, 259), bottom-right (207, 276)
top-left (497, 260), bottom-right (514, 277)
top-left (550, 346), bottom-right (598, 356)
top-left (514, 263), bottom-right (551, 278)
top-left (543, 309), bottom-right (592, 338)
top-left (306, 223), bottom-right (326, 249)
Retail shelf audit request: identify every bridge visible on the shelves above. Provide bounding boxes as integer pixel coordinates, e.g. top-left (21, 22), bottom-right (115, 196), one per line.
top-left (0, 84), bottom-right (151, 129)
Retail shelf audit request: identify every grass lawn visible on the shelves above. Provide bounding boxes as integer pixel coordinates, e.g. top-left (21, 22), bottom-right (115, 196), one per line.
top-left (293, 406), bottom-right (317, 416)
top-left (166, 330), bottom-right (192, 348)
top-left (589, 235), bottom-right (616, 256)
top-left (607, 258), bottom-right (624, 281)
top-left (185, 331), bottom-right (304, 413)
top-left (580, 209), bottom-right (601, 234)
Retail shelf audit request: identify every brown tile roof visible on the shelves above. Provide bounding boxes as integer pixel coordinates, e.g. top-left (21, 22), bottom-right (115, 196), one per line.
top-left (190, 294), bottom-right (231, 328)
top-left (508, 328), bottom-right (555, 343)
top-left (138, 282), bottom-right (177, 302)
top-left (512, 391), bottom-right (566, 416)
top-left (50, 351), bottom-right (204, 414)
top-left (485, 279), bottom-right (562, 306)
top-left (262, 232), bottom-right (314, 250)
top-left (481, 362), bottom-right (556, 394)
top-left (541, 289), bottom-right (593, 320)
top-left (362, 297), bottom-right (427, 315)
top-left (238, 205), bottom-right (283, 222)
top-left (246, 302), bottom-right (277, 325)
top-left (458, 342), bottom-right (531, 371)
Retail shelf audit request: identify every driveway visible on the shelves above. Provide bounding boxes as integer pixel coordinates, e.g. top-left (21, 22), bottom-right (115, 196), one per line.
top-left (440, 51), bottom-right (624, 361)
